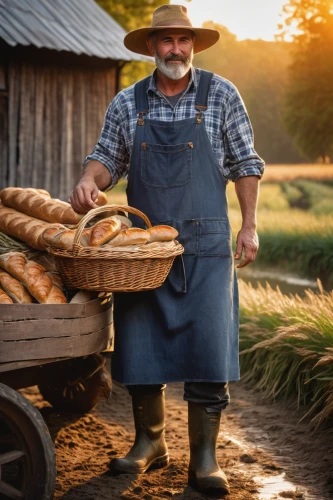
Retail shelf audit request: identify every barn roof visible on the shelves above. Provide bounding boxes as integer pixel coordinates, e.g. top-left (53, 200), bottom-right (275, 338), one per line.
top-left (0, 0), bottom-right (150, 61)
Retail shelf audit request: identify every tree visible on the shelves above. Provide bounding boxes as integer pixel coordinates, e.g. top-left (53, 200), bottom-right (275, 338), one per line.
top-left (95, 0), bottom-right (169, 88)
top-left (195, 22), bottom-right (304, 164)
top-left (281, 0), bottom-right (333, 161)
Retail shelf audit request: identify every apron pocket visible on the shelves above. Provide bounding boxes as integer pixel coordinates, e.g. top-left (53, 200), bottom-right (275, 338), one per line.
top-left (174, 219), bottom-right (198, 256)
top-left (141, 142), bottom-right (193, 188)
top-left (198, 219), bottom-right (232, 257)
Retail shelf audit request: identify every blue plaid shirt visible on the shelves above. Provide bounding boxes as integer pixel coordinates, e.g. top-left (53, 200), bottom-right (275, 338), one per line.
top-left (85, 67), bottom-right (265, 188)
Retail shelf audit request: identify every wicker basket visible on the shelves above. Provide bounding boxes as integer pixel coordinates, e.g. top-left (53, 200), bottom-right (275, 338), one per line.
top-left (49, 205), bottom-right (184, 292)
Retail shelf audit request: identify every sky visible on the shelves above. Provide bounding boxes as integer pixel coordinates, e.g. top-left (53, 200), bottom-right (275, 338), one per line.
top-left (170, 0), bottom-right (288, 41)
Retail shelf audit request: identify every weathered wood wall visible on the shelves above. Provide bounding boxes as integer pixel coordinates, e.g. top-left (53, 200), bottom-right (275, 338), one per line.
top-left (0, 50), bottom-right (118, 200)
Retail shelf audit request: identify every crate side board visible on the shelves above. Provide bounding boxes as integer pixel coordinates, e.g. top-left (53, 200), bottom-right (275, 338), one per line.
top-left (0, 297), bottom-right (111, 321)
top-left (0, 308), bottom-right (113, 341)
top-left (0, 325), bottom-right (112, 362)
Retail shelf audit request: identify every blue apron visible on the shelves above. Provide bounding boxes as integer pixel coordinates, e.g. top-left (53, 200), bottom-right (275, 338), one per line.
top-left (112, 71), bottom-right (239, 385)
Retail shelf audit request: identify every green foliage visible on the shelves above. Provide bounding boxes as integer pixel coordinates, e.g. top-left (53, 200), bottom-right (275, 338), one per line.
top-left (194, 23), bottom-right (304, 164)
top-left (292, 179), bottom-right (333, 214)
top-left (95, 0), bottom-right (169, 88)
top-left (96, 0), bottom-right (168, 32)
top-left (227, 180), bottom-right (333, 285)
top-left (239, 280), bottom-right (333, 427)
top-left (281, 0), bottom-right (333, 161)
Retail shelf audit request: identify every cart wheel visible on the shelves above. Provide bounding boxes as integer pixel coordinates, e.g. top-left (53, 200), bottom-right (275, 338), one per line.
top-left (38, 354), bottom-right (112, 413)
top-left (0, 383), bottom-right (56, 500)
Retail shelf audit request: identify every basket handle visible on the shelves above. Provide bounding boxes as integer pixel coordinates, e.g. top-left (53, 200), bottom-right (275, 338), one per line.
top-left (72, 204), bottom-right (152, 255)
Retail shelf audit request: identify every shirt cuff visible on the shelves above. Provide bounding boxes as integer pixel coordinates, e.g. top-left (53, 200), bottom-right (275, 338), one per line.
top-left (229, 158), bottom-right (265, 182)
top-left (83, 153), bottom-right (120, 189)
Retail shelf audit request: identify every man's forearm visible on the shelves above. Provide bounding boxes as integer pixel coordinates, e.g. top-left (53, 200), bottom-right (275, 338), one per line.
top-left (82, 160), bottom-right (112, 190)
top-left (234, 176), bottom-right (259, 229)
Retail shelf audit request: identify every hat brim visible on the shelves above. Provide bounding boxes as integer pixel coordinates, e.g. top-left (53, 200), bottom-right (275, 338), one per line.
top-left (124, 26), bottom-right (220, 57)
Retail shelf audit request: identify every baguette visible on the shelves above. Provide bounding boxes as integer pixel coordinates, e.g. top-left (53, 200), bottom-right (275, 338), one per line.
top-left (147, 225), bottom-right (178, 242)
top-left (0, 288), bottom-right (14, 304)
top-left (0, 269), bottom-right (34, 303)
top-left (0, 252), bottom-right (67, 304)
top-left (0, 187), bottom-right (81, 224)
top-left (43, 227), bottom-right (90, 250)
top-left (89, 216), bottom-right (121, 246)
top-left (0, 187), bottom-right (108, 224)
top-left (0, 204), bottom-right (51, 250)
top-left (105, 228), bottom-right (150, 247)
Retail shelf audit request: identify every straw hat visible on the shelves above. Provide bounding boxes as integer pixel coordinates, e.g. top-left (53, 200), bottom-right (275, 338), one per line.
top-left (124, 4), bottom-right (220, 56)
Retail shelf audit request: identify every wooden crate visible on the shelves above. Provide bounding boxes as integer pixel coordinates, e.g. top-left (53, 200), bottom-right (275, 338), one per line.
top-left (0, 297), bottom-right (113, 366)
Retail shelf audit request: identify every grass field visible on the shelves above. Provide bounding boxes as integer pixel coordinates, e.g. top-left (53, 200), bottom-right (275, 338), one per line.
top-left (261, 164), bottom-right (333, 182)
top-left (239, 279), bottom-right (333, 427)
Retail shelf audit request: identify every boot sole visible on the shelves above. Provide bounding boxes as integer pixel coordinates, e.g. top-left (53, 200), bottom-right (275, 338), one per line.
top-left (188, 475), bottom-right (230, 495)
top-left (110, 453), bottom-right (169, 474)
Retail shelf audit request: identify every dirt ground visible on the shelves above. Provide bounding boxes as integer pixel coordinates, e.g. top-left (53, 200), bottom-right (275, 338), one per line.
top-left (23, 377), bottom-right (333, 500)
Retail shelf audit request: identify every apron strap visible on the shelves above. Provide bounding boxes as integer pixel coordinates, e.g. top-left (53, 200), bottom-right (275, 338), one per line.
top-left (195, 70), bottom-right (213, 124)
top-left (134, 75), bottom-right (151, 125)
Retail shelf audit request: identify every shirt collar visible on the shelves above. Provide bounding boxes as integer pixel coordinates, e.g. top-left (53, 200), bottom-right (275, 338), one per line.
top-left (148, 66), bottom-right (197, 95)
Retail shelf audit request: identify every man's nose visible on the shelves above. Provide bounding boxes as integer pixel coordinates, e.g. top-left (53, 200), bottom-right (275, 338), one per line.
top-left (171, 41), bottom-right (181, 54)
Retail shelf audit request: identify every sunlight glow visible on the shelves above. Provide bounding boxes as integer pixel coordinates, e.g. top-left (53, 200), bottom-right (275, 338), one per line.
top-left (170, 0), bottom-right (288, 41)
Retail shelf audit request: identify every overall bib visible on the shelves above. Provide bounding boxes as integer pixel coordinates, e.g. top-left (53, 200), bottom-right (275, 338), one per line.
top-left (112, 71), bottom-right (239, 385)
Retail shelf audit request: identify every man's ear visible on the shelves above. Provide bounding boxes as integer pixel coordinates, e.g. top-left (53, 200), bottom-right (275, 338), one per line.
top-left (146, 36), bottom-right (155, 56)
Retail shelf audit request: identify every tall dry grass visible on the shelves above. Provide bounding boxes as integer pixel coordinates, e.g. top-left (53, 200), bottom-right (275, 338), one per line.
top-left (239, 279), bottom-right (333, 427)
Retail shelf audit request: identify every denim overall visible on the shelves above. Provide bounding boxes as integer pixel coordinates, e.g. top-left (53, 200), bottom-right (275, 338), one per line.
top-left (112, 71), bottom-right (239, 385)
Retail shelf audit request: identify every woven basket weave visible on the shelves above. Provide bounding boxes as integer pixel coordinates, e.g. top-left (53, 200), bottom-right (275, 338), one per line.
top-left (49, 205), bottom-right (184, 292)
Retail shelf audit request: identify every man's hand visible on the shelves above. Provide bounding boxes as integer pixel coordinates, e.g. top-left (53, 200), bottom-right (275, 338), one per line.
top-left (69, 161), bottom-right (112, 214)
top-left (69, 176), bottom-right (99, 214)
top-left (234, 227), bottom-right (259, 268)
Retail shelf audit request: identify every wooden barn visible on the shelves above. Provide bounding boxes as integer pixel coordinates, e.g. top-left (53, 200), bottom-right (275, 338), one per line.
top-left (0, 0), bottom-right (148, 199)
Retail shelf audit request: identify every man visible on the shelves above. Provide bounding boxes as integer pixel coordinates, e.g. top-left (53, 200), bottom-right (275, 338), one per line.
top-left (70, 4), bottom-right (264, 495)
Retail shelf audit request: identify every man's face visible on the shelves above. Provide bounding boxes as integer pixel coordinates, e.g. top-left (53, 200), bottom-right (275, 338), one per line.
top-left (147, 29), bottom-right (194, 81)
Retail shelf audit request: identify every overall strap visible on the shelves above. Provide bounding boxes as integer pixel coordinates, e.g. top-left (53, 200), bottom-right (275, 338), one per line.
top-left (134, 75), bottom-right (151, 125)
top-left (195, 70), bottom-right (213, 123)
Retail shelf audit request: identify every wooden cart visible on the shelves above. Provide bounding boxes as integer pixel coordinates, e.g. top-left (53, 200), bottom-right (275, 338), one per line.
top-left (0, 296), bottom-right (113, 500)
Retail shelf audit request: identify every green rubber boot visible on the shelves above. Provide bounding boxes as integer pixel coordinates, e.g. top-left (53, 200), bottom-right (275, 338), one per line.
top-left (109, 389), bottom-right (169, 474)
top-left (188, 402), bottom-right (230, 495)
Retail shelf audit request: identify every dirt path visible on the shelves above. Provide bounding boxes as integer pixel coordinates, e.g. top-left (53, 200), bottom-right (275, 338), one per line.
top-left (24, 380), bottom-right (333, 500)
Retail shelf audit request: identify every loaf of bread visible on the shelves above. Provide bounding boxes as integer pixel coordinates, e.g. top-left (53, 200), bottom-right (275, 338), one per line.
top-left (105, 228), bottom-right (150, 247)
top-left (0, 204), bottom-right (52, 250)
top-left (47, 272), bottom-right (64, 290)
top-left (0, 288), bottom-right (14, 304)
top-left (0, 187), bottom-right (106, 224)
top-left (89, 216), bottom-right (122, 246)
top-left (0, 188), bottom-right (79, 223)
top-left (0, 269), bottom-right (34, 303)
top-left (114, 215), bottom-right (132, 229)
top-left (95, 191), bottom-right (108, 206)
top-left (147, 225), bottom-right (179, 242)
top-left (0, 252), bottom-right (67, 304)
top-left (41, 225), bottom-right (90, 250)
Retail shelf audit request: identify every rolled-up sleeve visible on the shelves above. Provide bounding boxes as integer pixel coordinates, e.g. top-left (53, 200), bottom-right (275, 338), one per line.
top-left (83, 96), bottom-right (129, 189)
top-left (223, 89), bottom-right (265, 182)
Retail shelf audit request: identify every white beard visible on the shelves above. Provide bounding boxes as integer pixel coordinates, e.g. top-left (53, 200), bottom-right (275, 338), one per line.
top-left (155, 50), bottom-right (193, 80)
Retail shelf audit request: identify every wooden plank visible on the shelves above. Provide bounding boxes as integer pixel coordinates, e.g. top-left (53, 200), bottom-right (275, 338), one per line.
top-left (0, 308), bottom-right (112, 340)
top-left (50, 66), bottom-right (60, 198)
top-left (8, 62), bottom-right (20, 187)
top-left (0, 96), bottom-right (8, 189)
top-left (43, 67), bottom-right (52, 193)
top-left (32, 66), bottom-right (45, 187)
top-left (0, 325), bottom-right (112, 361)
top-left (71, 67), bottom-right (84, 188)
top-left (0, 296), bottom-right (112, 320)
top-left (23, 63), bottom-right (36, 187)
